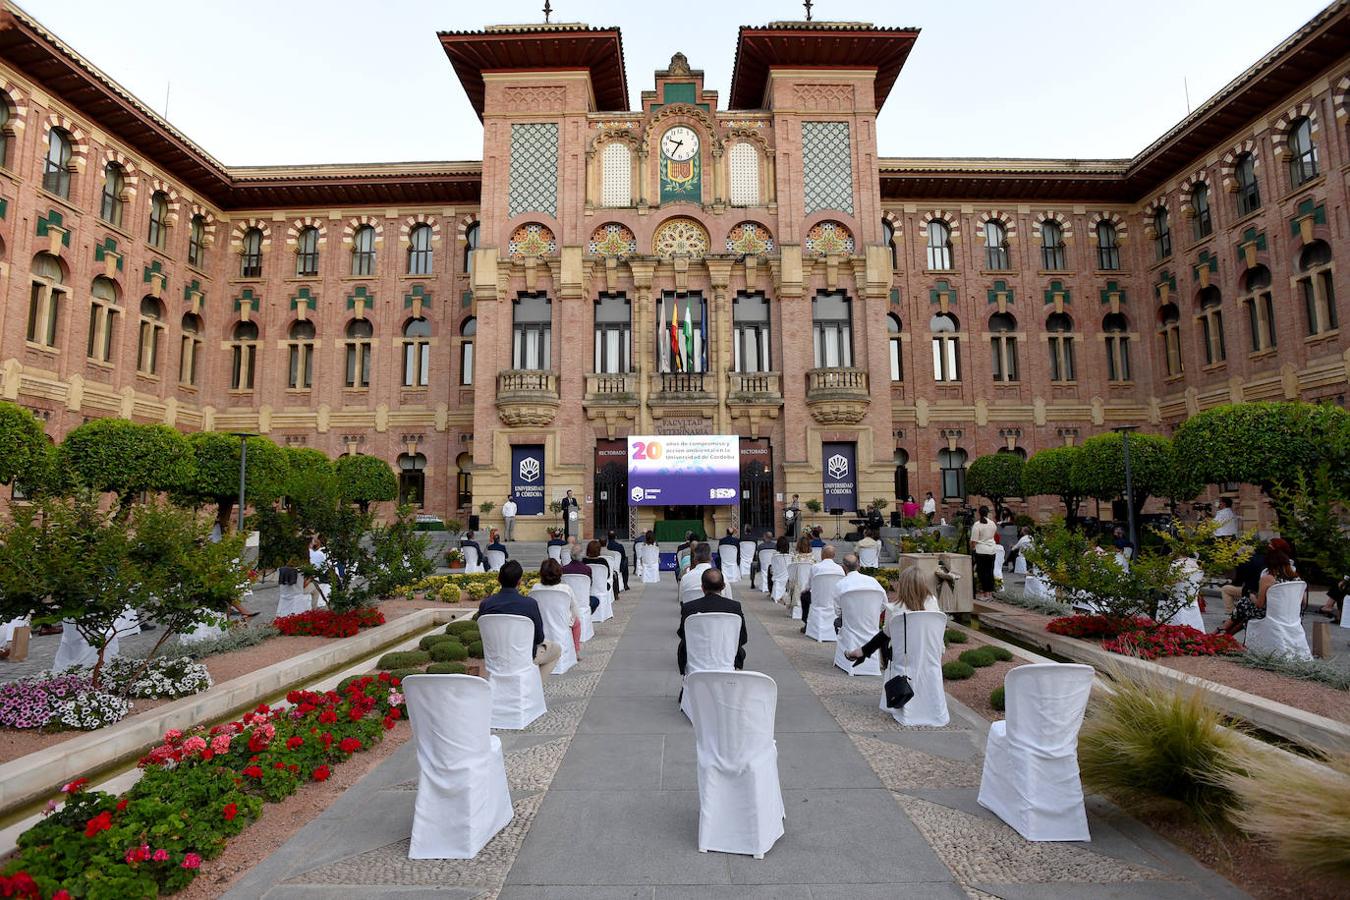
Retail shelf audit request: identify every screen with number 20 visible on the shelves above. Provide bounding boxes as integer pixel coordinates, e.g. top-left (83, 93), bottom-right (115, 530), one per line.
top-left (626, 435), bottom-right (739, 506)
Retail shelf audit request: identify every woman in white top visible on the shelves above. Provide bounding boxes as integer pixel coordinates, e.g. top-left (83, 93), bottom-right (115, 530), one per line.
top-left (845, 567), bottom-right (943, 665)
top-left (969, 506), bottom-right (999, 599)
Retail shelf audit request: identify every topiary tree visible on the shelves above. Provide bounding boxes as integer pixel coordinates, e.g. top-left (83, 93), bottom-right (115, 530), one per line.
top-left (1173, 401), bottom-right (1350, 493)
top-left (1072, 431), bottom-right (1196, 519)
top-left (965, 452), bottom-right (1024, 519)
top-left (185, 432), bottom-right (290, 530)
top-left (283, 446), bottom-right (336, 499)
top-left (335, 453), bottom-right (397, 513)
top-left (1022, 445), bottom-right (1086, 526)
top-left (59, 418), bottom-right (194, 510)
top-left (0, 402), bottom-right (52, 492)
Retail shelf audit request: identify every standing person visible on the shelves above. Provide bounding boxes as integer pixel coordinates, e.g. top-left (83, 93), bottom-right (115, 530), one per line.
top-left (1212, 496), bottom-right (1239, 538)
top-left (560, 490), bottom-right (580, 540)
top-left (474, 561), bottom-right (561, 681)
top-left (970, 506), bottom-right (999, 599)
top-left (922, 492), bottom-right (937, 524)
top-left (901, 495), bottom-right (920, 519)
top-left (786, 494), bottom-right (802, 539)
top-left (501, 494), bottom-right (518, 542)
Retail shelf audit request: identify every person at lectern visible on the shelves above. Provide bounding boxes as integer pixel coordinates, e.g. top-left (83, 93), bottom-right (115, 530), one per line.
top-left (786, 494), bottom-right (802, 539)
top-left (561, 490), bottom-right (580, 539)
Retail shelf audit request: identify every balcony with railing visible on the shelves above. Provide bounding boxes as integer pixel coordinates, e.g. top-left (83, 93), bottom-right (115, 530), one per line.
top-left (805, 367), bottom-right (870, 424)
top-left (650, 370), bottom-right (715, 404)
top-left (495, 369), bottom-right (559, 426)
top-left (584, 372), bottom-right (639, 404)
top-left (727, 371), bottom-right (783, 405)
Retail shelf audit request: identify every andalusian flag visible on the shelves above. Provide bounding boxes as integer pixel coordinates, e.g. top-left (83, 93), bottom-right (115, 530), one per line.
top-left (669, 299), bottom-right (682, 371)
top-left (682, 305), bottom-right (694, 373)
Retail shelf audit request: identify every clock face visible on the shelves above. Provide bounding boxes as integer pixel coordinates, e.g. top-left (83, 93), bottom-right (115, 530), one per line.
top-left (661, 126), bottom-right (699, 162)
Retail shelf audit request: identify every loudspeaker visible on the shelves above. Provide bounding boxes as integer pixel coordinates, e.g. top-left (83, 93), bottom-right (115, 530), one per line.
top-left (890, 511), bottom-right (902, 527)
top-left (468, 514), bottom-right (480, 530)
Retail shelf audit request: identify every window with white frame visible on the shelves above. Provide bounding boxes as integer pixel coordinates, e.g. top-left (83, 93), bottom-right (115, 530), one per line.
top-left (86, 276), bottom-right (118, 363)
top-left (27, 253), bottom-right (65, 348)
top-left (230, 321), bottom-right (259, 390)
top-left (989, 312), bottom-right (1018, 382)
top-left (1046, 312), bottom-right (1075, 381)
top-left (733, 293), bottom-right (771, 373)
top-left (402, 318), bottom-right (431, 387)
top-left (1040, 221), bottom-right (1066, 270)
top-left (43, 128), bottom-right (71, 197)
top-left (812, 292), bottom-right (852, 368)
top-left (147, 191), bottom-right (169, 248)
top-left (1288, 117), bottom-right (1318, 187)
top-left (985, 220), bottom-right (1009, 270)
top-left (1297, 241), bottom-right (1337, 336)
top-left (930, 312), bottom-right (960, 382)
top-left (179, 313), bottom-right (202, 386)
top-left (287, 320), bottom-right (315, 390)
top-left (512, 294), bottom-right (552, 370)
top-left (1197, 286), bottom-right (1226, 365)
top-left (296, 226), bottom-right (320, 276)
top-left (926, 220), bottom-right (952, 270)
top-left (1242, 266), bottom-right (1276, 353)
top-left (100, 163), bottom-right (125, 226)
top-left (887, 313), bottom-right (903, 381)
top-left (593, 295), bottom-right (631, 374)
top-left (344, 319), bottom-right (374, 387)
top-left (136, 297), bottom-right (165, 375)
top-left (459, 317), bottom-right (476, 385)
top-left (407, 224), bottom-right (433, 275)
top-left (1103, 313), bottom-right (1131, 382)
top-left (351, 225), bottom-right (377, 276)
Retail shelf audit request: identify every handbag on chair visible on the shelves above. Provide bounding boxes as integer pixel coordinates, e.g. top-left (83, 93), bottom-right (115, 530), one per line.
top-left (883, 612), bottom-right (914, 710)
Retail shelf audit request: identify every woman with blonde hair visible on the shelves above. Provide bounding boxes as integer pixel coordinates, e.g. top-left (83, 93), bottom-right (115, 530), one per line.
top-left (892, 566), bottom-right (942, 614)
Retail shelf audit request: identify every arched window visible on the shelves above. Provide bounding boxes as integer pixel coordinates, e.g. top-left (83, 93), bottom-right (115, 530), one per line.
top-left (812, 292), bottom-right (852, 368)
top-left (351, 225), bottom-right (376, 276)
top-left (87, 276), bottom-right (119, 363)
top-left (188, 215), bottom-right (206, 268)
top-left (137, 297), bottom-right (164, 375)
top-left (989, 312), bottom-right (1019, 383)
top-left (240, 227), bottom-right (263, 278)
top-left (1235, 153), bottom-right (1260, 216)
top-left (601, 141), bottom-right (632, 207)
top-left (893, 449), bottom-right (910, 501)
top-left (456, 451), bottom-right (473, 510)
top-left (930, 312), bottom-right (960, 383)
top-left (1046, 312), bottom-right (1075, 382)
top-left (1191, 183), bottom-right (1212, 240)
top-left (728, 142), bottom-right (759, 207)
top-left (296, 226), bottom-right (320, 276)
top-left (1103, 312), bottom-right (1131, 382)
top-left (463, 222), bottom-right (479, 280)
top-left (100, 163), bottom-right (125, 226)
top-left (287, 320), bottom-right (316, 390)
top-left (1242, 265), bottom-right (1275, 353)
top-left (407, 224), bottom-right (433, 275)
top-left (398, 453), bottom-right (427, 507)
top-left (1040, 221), bottom-right (1066, 270)
top-left (926, 220), bottom-right (952, 270)
top-left (985, 220), bottom-right (1009, 270)
top-left (1154, 208), bottom-right (1172, 260)
top-left (1095, 221), bottom-right (1120, 270)
top-left (147, 191), bottom-right (169, 248)
top-left (733, 294), bottom-right (771, 373)
top-left (881, 219), bottom-right (898, 271)
top-left (0, 98), bottom-right (11, 169)
top-left (938, 448), bottom-right (967, 500)
top-left (459, 317), bottom-right (476, 386)
top-left (1297, 240), bottom-right (1337, 336)
top-left (402, 317), bottom-right (432, 387)
top-left (43, 128), bottom-right (72, 197)
top-left (27, 252), bottom-right (65, 348)
top-left (230, 321), bottom-right (259, 390)
top-left (593, 295), bottom-right (631, 374)
top-left (1158, 303), bottom-right (1183, 377)
top-left (1288, 117), bottom-right (1318, 187)
top-left (1197, 286), bottom-right (1225, 365)
top-left (179, 313), bottom-right (202, 387)
top-left (344, 318), bottom-right (374, 388)
top-left (887, 313), bottom-right (903, 382)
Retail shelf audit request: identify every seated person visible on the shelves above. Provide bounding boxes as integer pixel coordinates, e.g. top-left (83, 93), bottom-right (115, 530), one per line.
top-left (486, 531), bottom-right (509, 561)
top-left (531, 558), bottom-right (582, 655)
top-left (474, 560), bottom-right (561, 679)
top-left (583, 540), bottom-right (614, 596)
top-left (801, 545), bottom-right (844, 633)
top-left (718, 527), bottom-right (740, 549)
top-left (846, 567), bottom-right (942, 667)
top-left (460, 530), bottom-right (483, 565)
top-left (753, 531), bottom-right (776, 580)
top-left (1216, 545), bottom-right (1301, 636)
top-left (809, 526), bottom-right (826, 551)
top-left (680, 543), bottom-right (731, 600)
top-left (561, 548), bottom-right (600, 613)
top-left (855, 528), bottom-right (881, 553)
top-left (605, 529), bottom-right (629, 591)
top-left (677, 567), bottom-right (747, 676)
top-left (546, 530), bottom-right (567, 550)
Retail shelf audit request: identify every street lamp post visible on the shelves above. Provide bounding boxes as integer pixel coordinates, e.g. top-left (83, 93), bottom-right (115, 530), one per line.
top-left (1114, 425), bottom-right (1139, 551)
top-left (231, 432), bottom-right (258, 533)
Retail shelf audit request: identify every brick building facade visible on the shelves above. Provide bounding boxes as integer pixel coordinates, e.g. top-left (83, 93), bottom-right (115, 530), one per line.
top-left (0, 4), bottom-right (1345, 539)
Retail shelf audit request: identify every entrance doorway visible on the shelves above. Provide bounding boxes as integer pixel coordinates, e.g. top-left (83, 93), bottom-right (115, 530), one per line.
top-left (740, 460), bottom-right (774, 537)
top-left (593, 460), bottom-right (629, 539)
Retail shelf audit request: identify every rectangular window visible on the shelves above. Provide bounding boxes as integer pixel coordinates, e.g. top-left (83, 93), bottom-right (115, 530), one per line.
top-left (1107, 336), bottom-right (1131, 382)
top-left (593, 295), bottom-right (631, 374)
top-left (932, 337), bottom-right (960, 382)
top-left (889, 338), bottom-right (902, 382)
top-left (460, 340), bottom-right (474, 386)
top-left (659, 293), bottom-right (708, 374)
top-left (232, 345), bottom-right (255, 390)
top-left (991, 336), bottom-right (1018, 382)
top-left (512, 294), bottom-right (552, 370)
top-left (811, 292), bottom-right (852, 368)
top-left (180, 336), bottom-right (200, 386)
top-left (1049, 336), bottom-right (1075, 382)
top-left (732, 294), bottom-right (771, 373)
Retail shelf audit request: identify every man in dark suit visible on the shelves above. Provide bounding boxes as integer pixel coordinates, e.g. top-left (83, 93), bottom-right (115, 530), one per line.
top-left (560, 490), bottom-right (580, 540)
top-left (677, 568), bottom-right (748, 676)
top-left (474, 560), bottom-right (561, 679)
top-left (718, 527), bottom-right (739, 550)
top-left (460, 530), bottom-right (483, 569)
top-left (605, 529), bottom-right (629, 591)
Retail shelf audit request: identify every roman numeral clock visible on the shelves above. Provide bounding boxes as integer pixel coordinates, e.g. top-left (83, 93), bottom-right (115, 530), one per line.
top-left (659, 125), bottom-right (701, 203)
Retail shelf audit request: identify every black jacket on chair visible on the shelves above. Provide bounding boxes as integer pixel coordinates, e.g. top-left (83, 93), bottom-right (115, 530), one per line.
top-left (677, 593), bottom-right (748, 675)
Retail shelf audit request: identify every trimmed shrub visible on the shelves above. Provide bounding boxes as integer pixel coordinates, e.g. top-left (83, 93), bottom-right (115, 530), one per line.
top-left (966, 452), bottom-right (1025, 515)
top-left (429, 641), bottom-right (468, 662)
top-left (942, 660), bottom-right (975, 680)
top-left (418, 633), bottom-right (459, 652)
top-left (990, 686), bottom-right (1006, 711)
top-left (425, 662), bottom-right (469, 675)
top-left (388, 667), bottom-right (424, 682)
top-left (985, 646), bottom-right (1013, 662)
top-left (446, 620), bottom-right (478, 636)
top-left (467, 640), bottom-right (484, 659)
top-left (376, 650), bottom-right (430, 671)
top-left (1226, 751), bottom-right (1350, 879)
top-left (959, 648), bottom-right (995, 668)
top-left (944, 628), bottom-right (968, 644)
top-left (60, 418), bottom-right (195, 502)
top-left (336, 454), bottom-right (397, 511)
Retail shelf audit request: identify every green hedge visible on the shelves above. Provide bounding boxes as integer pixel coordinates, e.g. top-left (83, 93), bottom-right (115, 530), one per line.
top-left (959, 648), bottom-right (995, 668)
top-left (418, 633), bottom-right (459, 651)
top-left (426, 662), bottom-right (468, 675)
top-left (376, 650), bottom-right (430, 670)
top-left (467, 640), bottom-right (484, 659)
top-left (429, 641), bottom-right (468, 662)
top-left (944, 628), bottom-right (968, 645)
top-left (990, 686), bottom-right (1006, 711)
top-left (388, 667), bottom-right (423, 681)
top-left (942, 660), bottom-right (975, 680)
top-left (985, 646), bottom-right (1013, 662)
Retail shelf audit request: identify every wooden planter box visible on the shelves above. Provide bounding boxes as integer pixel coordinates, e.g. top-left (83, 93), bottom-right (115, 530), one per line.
top-left (898, 552), bottom-right (973, 613)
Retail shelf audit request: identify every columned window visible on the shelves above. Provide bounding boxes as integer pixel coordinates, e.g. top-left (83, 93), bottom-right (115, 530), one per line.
top-left (287, 320), bottom-right (316, 389)
top-left (100, 163), bottom-right (125, 225)
top-left (1096, 221), bottom-right (1120, 270)
top-left (26, 253), bottom-right (65, 348)
top-left (1040, 222), bottom-right (1066, 270)
top-left (459, 317), bottom-right (476, 385)
top-left (86, 276), bottom-right (118, 363)
top-left (179, 313), bottom-right (202, 386)
top-left (593, 295), bottom-right (631, 374)
top-left (1158, 303), bottom-right (1183, 377)
top-left (407, 224), bottom-right (433, 275)
top-left (1235, 154), bottom-right (1260, 216)
top-left (930, 312), bottom-right (960, 382)
top-left (147, 191), bottom-right (169, 248)
top-left (659, 293), bottom-right (707, 373)
top-left (1288, 117), bottom-right (1318, 187)
top-left (1242, 266), bottom-right (1276, 353)
top-left (344, 319), bottom-right (374, 388)
top-left (240, 227), bottom-right (263, 278)
top-left (1297, 241), bottom-right (1337, 336)
top-left (985, 220), bottom-right (1009, 270)
top-left (230, 321), bottom-right (259, 390)
top-left (1154, 208), bottom-right (1172, 260)
top-left (296, 226), bottom-right (320, 276)
top-left (402, 318), bottom-right (431, 387)
top-left (882, 219), bottom-right (898, 270)
top-left (733, 293), bottom-right (771, 373)
top-left (136, 297), bottom-right (165, 375)
top-left (188, 215), bottom-right (206, 268)
top-left (42, 128), bottom-right (71, 197)
top-left (512, 294), bottom-right (552, 370)
top-left (887, 313), bottom-right (903, 381)
top-left (1046, 312), bottom-right (1075, 382)
top-left (989, 312), bottom-right (1018, 382)
top-left (939, 448), bottom-right (967, 500)
top-left (1198, 287), bottom-right (1226, 366)
top-left (463, 223), bottom-right (479, 280)
top-left (812, 292), bottom-right (852, 368)
top-left (398, 453), bottom-right (427, 507)
top-left (926, 221), bottom-right (952, 270)
top-left (351, 225), bottom-right (376, 276)
top-left (1103, 313), bottom-right (1131, 382)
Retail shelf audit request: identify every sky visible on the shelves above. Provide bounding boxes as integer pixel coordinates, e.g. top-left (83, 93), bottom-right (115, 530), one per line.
top-left (18, 0), bottom-right (1332, 167)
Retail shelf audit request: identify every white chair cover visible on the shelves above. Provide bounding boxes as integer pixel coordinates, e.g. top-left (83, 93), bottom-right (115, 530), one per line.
top-left (462, 545), bottom-right (483, 573)
top-left (1013, 546), bottom-right (1029, 575)
top-left (275, 580), bottom-right (312, 618)
top-left (833, 588), bottom-right (885, 675)
top-left (561, 573), bottom-right (595, 642)
top-left (992, 544), bottom-right (1005, 582)
top-left (680, 567), bottom-right (707, 606)
top-left (1341, 598), bottom-right (1350, 630)
top-left (546, 544), bottom-right (564, 562)
top-left (484, 549), bottom-right (506, 573)
top-left (685, 671), bottom-right (785, 859)
top-left (770, 553), bottom-right (790, 605)
top-left (805, 572), bottom-right (842, 642)
top-left (880, 610), bottom-right (949, 726)
top-left (1023, 573), bottom-right (1051, 602)
top-left (531, 585), bottom-right (579, 675)
top-left (640, 544), bottom-right (661, 583)
top-left (978, 663), bottom-right (1095, 842)
top-left (602, 550), bottom-right (625, 591)
top-left (403, 675), bottom-right (513, 859)
top-left (680, 612), bottom-right (742, 720)
top-left (1, 615), bottom-right (30, 648)
top-left (1246, 581), bottom-right (1310, 660)
top-left (811, 547), bottom-right (823, 562)
top-left (738, 541), bottom-right (756, 578)
top-left (720, 545), bottom-right (740, 584)
top-left (589, 563), bottom-right (615, 622)
top-left (477, 614), bottom-right (547, 729)
top-left (858, 545), bottom-right (880, 569)
top-left (177, 611), bottom-right (227, 646)
top-left (756, 549), bottom-right (774, 593)
top-left (53, 621), bottom-right (118, 672)
top-left (113, 607), bottom-right (141, 637)
top-left (1163, 561), bottom-right (1206, 631)
top-left (787, 561), bottom-right (813, 620)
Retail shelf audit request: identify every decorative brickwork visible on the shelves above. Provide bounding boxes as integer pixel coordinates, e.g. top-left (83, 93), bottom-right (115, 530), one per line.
top-left (801, 121), bottom-right (853, 214)
top-left (507, 122), bottom-right (559, 217)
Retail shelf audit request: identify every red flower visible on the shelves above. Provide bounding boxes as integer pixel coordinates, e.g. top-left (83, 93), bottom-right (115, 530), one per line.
top-left (286, 736), bottom-right (304, 750)
top-left (311, 765), bottom-right (331, 782)
top-left (222, 803), bottom-right (238, 821)
top-left (320, 732), bottom-right (334, 749)
top-left (318, 709), bottom-right (337, 725)
top-left (242, 766), bottom-right (263, 779)
top-left (378, 672), bottom-right (390, 682)
top-left (273, 762), bottom-right (286, 770)
top-left (387, 707), bottom-right (401, 720)
top-left (339, 737), bottom-right (361, 754)
top-left (0, 872), bottom-right (41, 899)
top-left (61, 778), bottom-right (89, 794)
top-left (84, 811), bottom-right (112, 838)
top-left (116, 798), bottom-right (128, 812)
top-left (201, 750), bottom-right (214, 762)
top-left (383, 716), bottom-right (396, 731)
top-left (52, 891), bottom-right (71, 900)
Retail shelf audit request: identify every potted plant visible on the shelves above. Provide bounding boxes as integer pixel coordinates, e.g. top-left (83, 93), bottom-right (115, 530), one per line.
top-left (869, 498), bottom-right (889, 513)
top-left (445, 548), bottom-right (465, 570)
top-left (479, 500), bottom-right (495, 515)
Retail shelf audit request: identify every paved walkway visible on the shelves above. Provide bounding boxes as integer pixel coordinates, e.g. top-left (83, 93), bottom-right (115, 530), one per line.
top-left (224, 576), bottom-right (1245, 899)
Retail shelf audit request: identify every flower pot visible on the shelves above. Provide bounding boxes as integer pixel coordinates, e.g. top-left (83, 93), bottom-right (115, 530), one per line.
top-left (412, 590), bottom-right (427, 602)
top-left (448, 560), bottom-right (465, 571)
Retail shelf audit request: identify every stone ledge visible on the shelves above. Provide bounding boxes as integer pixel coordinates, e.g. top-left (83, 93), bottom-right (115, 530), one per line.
top-left (0, 607), bottom-right (462, 819)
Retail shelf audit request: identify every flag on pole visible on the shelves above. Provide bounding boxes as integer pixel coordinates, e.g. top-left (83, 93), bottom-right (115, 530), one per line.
top-left (682, 305), bottom-right (694, 373)
top-left (698, 303), bottom-right (707, 373)
top-left (669, 298), bottom-right (682, 371)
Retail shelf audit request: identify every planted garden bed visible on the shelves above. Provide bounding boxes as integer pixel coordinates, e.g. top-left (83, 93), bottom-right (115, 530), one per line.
top-left (934, 627), bottom-right (1020, 721)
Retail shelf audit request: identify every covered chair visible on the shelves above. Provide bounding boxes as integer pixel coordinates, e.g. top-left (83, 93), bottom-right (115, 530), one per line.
top-left (484, 549), bottom-right (507, 573)
top-left (602, 549), bottom-right (625, 592)
top-left (1246, 581), bottom-right (1311, 660)
top-left (978, 662), bottom-right (1095, 842)
top-left (531, 586), bottom-right (579, 675)
top-left (880, 610), bottom-right (949, 726)
top-left (546, 544), bottom-right (564, 562)
top-left (275, 577), bottom-right (312, 619)
top-left (640, 544), bottom-right (661, 583)
top-left (805, 571), bottom-right (842, 642)
top-left (403, 674), bottom-right (513, 859)
top-left (786, 561), bottom-right (813, 620)
top-left (53, 621), bottom-right (118, 672)
top-left (858, 545), bottom-right (880, 569)
top-left (756, 549), bottom-right (774, 592)
top-left (1023, 572), bottom-right (1052, 602)
top-left (833, 588), bottom-right (886, 675)
top-left (561, 573), bottom-right (595, 642)
top-left (589, 563), bottom-right (615, 622)
top-left (992, 544), bottom-right (1005, 584)
top-left (680, 611), bottom-right (742, 720)
top-left (720, 544), bottom-right (740, 584)
top-left (477, 614), bottom-right (547, 729)
top-left (685, 670), bottom-right (785, 859)
top-left (1162, 559), bottom-right (1205, 632)
top-left (739, 540), bottom-right (756, 578)
top-left (811, 546), bottom-right (823, 562)
top-left (770, 552), bottom-right (790, 606)
top-left (462, 545), bottom-right (483, 573)
top-left (176, 611), bottom-right (227, 647)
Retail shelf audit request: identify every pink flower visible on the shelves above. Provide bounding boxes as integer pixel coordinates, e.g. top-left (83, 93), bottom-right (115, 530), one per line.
top-left (182, 736), bottom-right (207, 754)
top-left (164, 729), bottom-right (183, 741)
top-left (43, 799), bottom-right (57, 816)
top-left (210, 733), bottom-right (232, 754)
top-left (387, 692), bottom-right (403, 707)
top-left (181, 852), bottom-right (202, 870)
top-left (153, 849), bottom-right (169, 862)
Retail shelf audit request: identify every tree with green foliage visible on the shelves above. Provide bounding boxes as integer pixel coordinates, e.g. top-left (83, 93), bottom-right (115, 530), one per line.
top-left (965, 452), bottom-right (1024, 519)
top-left (0, 402), bottom-right (52, 493)
top-left (59, 418), bottom-right (194, 510)
top-left (1270, 466), bottom-right (1350, 584)
top-left (283, 446), bottom-right (336, 498)
top-left (364, 505), bottom-right (435, 599)
top-left (1172, 401), bottom-right (1350, 492)
top-left (185, 432), bottom-right (290, 529)
top-left (1022, 444), bottom-right (1086, 526)
top-left (293, 487), bottom-right (378, 611)
top-left (335, 453), bottom-right (397, 513)
top-left (1072, 431), bottom-right (1197, 519)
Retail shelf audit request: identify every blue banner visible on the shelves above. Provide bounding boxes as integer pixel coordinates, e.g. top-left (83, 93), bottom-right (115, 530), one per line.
top-left (821, 441), bottom-right (857, 514)
top-left (510, 445), bottom-right (546, 516)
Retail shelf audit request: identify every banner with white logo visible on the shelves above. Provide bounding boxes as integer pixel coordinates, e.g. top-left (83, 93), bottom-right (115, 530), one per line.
top-left (626, 435), bottom-right (738, 506)
top-left (510, 445), bottom-right (546, 515)
top-left (821, 441), bottom-right (857, 514)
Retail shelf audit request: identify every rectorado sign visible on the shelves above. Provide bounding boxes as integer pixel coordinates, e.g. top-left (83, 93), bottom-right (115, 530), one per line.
top-left (626, 435), bottom-right (739, 506)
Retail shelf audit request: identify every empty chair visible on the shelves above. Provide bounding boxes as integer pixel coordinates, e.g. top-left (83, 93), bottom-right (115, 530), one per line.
top-left (531, 586), bottom-right (579, 675)
top-left (787, 561), bottom-right (813, 620)
top-left (403, 674), bottom-right (513, 859)
top-left (1245, 580), bottom-right (1311, 660)
top-left (685, 670), bottom-right (785, 859)
top-left (858, 544), bottom-right (880, 569)
top-left (1163, 560), bottom-right (1206, 632)
top-left (484, 549), bottom-right (507, 573)
top-left (992, 544), bottom-right (1005, 582)
top-left (978, 663), bottom-right (1095, 842)
top-left (756, 548), bottom-right (775, 593)
top-left (805, 571), bottom-right (842, 642)
top-left (739, 540), bottom-right (756, 578)
top-left (640, 543), bottom-right (661, 583)
top-left (602, 549), bottom-right (625, 592)
top-left (462, 545), bottom-right (483, 573)
top-left (680, 612), bottom-right (743, 720)
top-left (561, 573), bottom-right (595, 642)
top-left (833, 588), bottom-right (886, 675)
top-left (589, 563), bottom-right (615, 622)
top-left (477, 614), bottom-right (547, 729)
top-left (546, 544), bottom-right (564, 562)
top-left (1023, 572), bottom-right (1052, 602)
top-left (770, 552), bottom-right (790, 605)
top-left (53, 620), bottom-right (119, 672)
top-left (720, 544), bottom-right (740, 584)
top-left (881, 610), bottom-right (949, 726)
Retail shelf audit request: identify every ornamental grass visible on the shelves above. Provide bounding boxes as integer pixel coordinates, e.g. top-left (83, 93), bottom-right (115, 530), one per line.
top-left (1224, 751), bottom-right (1350, 880)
